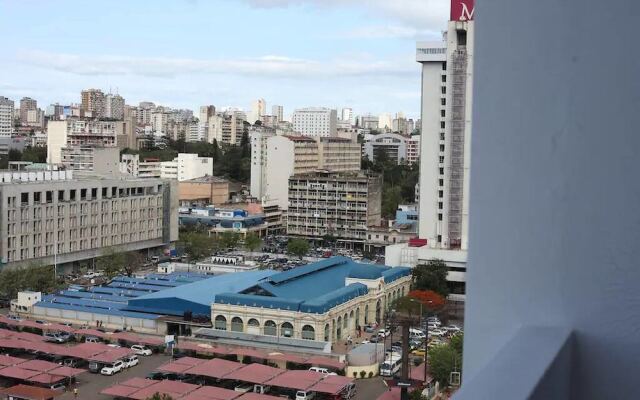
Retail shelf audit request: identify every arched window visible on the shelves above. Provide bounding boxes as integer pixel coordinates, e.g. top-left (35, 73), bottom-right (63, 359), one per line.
top-left (343, 313), bottom-right (348, 329)
top-left (264, 320), bottom-right (277, 336)
top-left (401, 286), bottom-right (405, 296)
top-left (247, 318), bottom-right (260, 335)
top-left (364, 304), bottom-right (369, 325)
top-left (355, 308), bottom-right (360, 328)
top-left (376, 299), bottom-right (382, 322)
top-left (214, 315), bottom-right (227, 330)
top-left (301, 325), bottom-right (315, 340)
top-left (349, 310), bottom-right (355, 329)
top-left (324, 324), bottom-right (330, 342)
top-left (231, 317), bottom-right (243, 332)
top-left (281, 322), bottom-right (294, 338)
top-left (336, 316), bottom-right (342, 340)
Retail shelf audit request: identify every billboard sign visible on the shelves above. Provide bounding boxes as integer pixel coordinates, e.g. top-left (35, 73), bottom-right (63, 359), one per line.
top-left (451, 0), bottom-right (475, 21)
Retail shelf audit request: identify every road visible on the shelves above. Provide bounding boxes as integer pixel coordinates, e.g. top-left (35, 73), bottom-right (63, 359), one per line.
top-left (58, 354), bottom-right (171, 400)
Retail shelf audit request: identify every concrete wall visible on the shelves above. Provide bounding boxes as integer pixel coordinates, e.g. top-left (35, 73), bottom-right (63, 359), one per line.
top-left (179, 180), bottom-right (229, 205)
top-left (462, 0), bottom-right (640, 398)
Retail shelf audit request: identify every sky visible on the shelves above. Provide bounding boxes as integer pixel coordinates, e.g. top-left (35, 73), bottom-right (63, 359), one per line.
top-left (0, 0), bottom-right (448, 120)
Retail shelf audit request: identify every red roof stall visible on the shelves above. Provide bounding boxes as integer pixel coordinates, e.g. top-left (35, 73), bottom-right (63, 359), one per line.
top-left (303, 356), bottom-right (345, 370)
top-left (308, 375), bottom-right (354, 396)
top-left (237, 393), bottom-right (284, 400)
top-left (266, 370), bottom-right (325, 391)
top-left (179, 386), bottom-right (241, 400)
top-left (128, 380), bottom-right (199, 400)
top-left (187, 359), bottom-right (243, 379)
top-left (224, 363), bottom-right (284, 385)
top-left (1, 384), bottom-right (63, 400)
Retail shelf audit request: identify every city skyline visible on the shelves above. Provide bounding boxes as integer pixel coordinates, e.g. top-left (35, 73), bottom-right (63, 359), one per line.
top-left (0, 0), bottom-right (448, 119)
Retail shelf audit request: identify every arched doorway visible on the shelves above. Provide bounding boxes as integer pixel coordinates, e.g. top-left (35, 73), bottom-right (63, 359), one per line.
top-left (214, 315), bottom-right (227, 330)
top-left (364, 305), bottom-right (369, 325)
top-left (281, 322), bottom-right (294, 338)
top-left (264, 320), bottom-right (277, 336)
top-left (336, 316), bottom-right (342, 340)
top-left (376, 299), bottom-right (382, 323)
top-left (324, 324), bottom-right (330, 341)
top-left (355, 308), bottom-right (360, 328)
top-left (349, 310), bottom-right (355, 330)
top-left (301, 325), bottom-right (315, 340)
top-left (247, 318), bottom-right (260, 335)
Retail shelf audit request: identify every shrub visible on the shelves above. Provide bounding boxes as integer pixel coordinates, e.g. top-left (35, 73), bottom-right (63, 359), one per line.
top-left (359, 370), bottom-right (366, 379)
top-left (353, 371), bottom-right (358, 378)
top-left (368, 371), bottom-right (374, 378)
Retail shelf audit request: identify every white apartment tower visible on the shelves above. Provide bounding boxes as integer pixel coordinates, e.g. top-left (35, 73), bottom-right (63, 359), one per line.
top-left (0, 97), bottom-right (14, 137)
top-left (416, 3), bottom-right (474, 250)
top-left (272, 105), bottom-right (283, 122)
top-left (250, 98), bottom-right (266, 124)
top-left (104, 94), bottom-right (125, 120)
top-left (341, 108), bottom-right (353, 124)
top-left (292, 107), bottom-right (337, 137)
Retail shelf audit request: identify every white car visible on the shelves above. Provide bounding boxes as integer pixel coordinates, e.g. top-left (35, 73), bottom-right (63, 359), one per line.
top-left (100, 360), bottom-right (125, 376)
top-left (107, 344), bottom-right (121, 348)
top-left (296, 390), bottom-right (316, 400)
top-left (445, 325), bottom-right (462, 333)
top-left (131, 345), bottom-right (152, 356)
top-left (123, 355), bottom-right (139, 368)
top-left (378, 328), bottom-right (391, 338)
top-left (430, 329), bottom-right (448, 337)
top-left (309, 367), bottom-right (337, 376)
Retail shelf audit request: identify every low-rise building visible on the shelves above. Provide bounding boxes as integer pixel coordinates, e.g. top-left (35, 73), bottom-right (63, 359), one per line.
top-left (60, 146), bottom-right (120, 174)
top-left (178, 176), bottom-right (230, 206)
top-left (119, 154), bottom-right (162, 178)
top-left (287, 171), bottom-right (382, 245)
top-left (363, 132), bottom-right (413, 165)
top-left (179, 207), bottom-right (268, 239)
top-left (0, 170), bottom-right (178, 271)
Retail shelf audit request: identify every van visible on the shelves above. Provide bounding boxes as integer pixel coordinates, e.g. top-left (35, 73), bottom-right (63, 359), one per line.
top-left (85, 336), bottom-right (101, 343)
top-left (296, 390), bottom-right (316, 400)
top-left (409, 328), bottom-right (426, 340)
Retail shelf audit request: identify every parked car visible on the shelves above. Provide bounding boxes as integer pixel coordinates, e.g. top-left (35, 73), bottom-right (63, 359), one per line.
top-left (123, 355), bottom-right (139, 368)
top-left (146, 372), bottom-right (164, 380)
top-left (411, 348), bottom-right (426, 357)
top-left (430, 329), bottom-right (448, 337)
top-left (368, 335), bottom-right (380, 343)
top-left (378, 328), bottom-right (391, 338)
top-left (85, 336), bottom-right (101, 343)
top-left (49, 382), bottom-right (66, 391)
top-left (107, 343), bottom-right (121, 348)
top-left (296, 390), bottom-right (316, 400)
top-left (131, 345), bottom-right (153, 356)
top-left (309, 367), bottom-right (337, 376)
top-left (100, 360), bottom-right (125, 376)
top-left (44, 332), bottom-right (71, 343)
top-left (444, 325), bottom-right (462, 333)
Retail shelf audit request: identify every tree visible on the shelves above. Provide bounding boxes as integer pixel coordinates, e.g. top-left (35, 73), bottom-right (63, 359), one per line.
top-left (429, 343), bottom-right (462, 387)
top-left (96, 247), bottom-right (126, 279)
top-left (244, 233), bottom-right (262, 253)
top-left (287, 238), bottom-right (310, 258)
top-left (0, 264), bottom-right (61, 299)
top-left (178, 231), bottom-right (216, 261)
top-left (382, 186), bottom-right (403, 218)
top-left (450, 332), bottom-right (463, 355)
top-left (122, 251), bottom-right (145, 277)
top-left (412, 259), bottom-right (450, 297)
top-left (408, 290), bottom-right (446, 311)
top-left (322, 234), bottom-right (336, 248)
top-left (219, 231), bottom-right (241, 250)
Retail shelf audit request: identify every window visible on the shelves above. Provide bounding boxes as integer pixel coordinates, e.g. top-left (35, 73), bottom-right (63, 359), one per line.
top-left (439, 168), bottom-right (445, 175)
top-left (438, 213), bottom-right (443, 221)
top-left (214, 315), bottom-right (227, 330)
top-left (440, 144), bottom-right (445, 152)
top-left (441, 110), bottom-right (446, 118)
top-left (302, 325), bottom-right (315, 340)
top-left (440, 121), bottom-right (446, 129)
top-left (442, 62), bottom-right (447, 71)
top-left (441, 86), bottom-right (446, 94)
top-left (440, 132), bottom-right (445, 141)
top-left (437, 235), bottom-right (442, 243)
top-left (441, 98), bottom-right (446, 106)
top-left (439, 179), bottom-right (444, 186)
top-left (439, 190), bottom-right (444, 198)
top-left (439, 202), bottom-right (443, 209)
top-left (34, 192), bottom-right (41, 203)
top-left (441, 75), bottom-right (447, 83)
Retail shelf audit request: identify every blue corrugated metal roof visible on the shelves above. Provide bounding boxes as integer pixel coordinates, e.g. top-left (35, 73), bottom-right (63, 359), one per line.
top-left (299, 283), bottom-right (368, 314)
top-left (382, 267), bottom-right (412, 283)
top-left (111, 276), bottom-right (181, 287)
top-left (107, 282), bottom-right (165, 292)
top-left (41, 295), bottom-right (126, 311)
top-left (55, 290), bottom-right (129, 303)
top-left (88, 286), bottom-right (151, 297)
top-left (124, 270), bottom-right (277, 316)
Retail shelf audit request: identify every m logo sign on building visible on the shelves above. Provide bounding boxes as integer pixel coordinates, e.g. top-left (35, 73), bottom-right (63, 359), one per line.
top-left (451, 0), bottom-right (475, 21)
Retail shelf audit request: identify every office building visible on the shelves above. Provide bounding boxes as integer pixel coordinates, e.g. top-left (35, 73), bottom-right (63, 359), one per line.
top-left (80, 89), bottom-right (105, 118)
top-left (378, 113), bottom-right (392, 132)
top-left (160, 153), bottom-right (213, 182)
top-left (0, 97), bottom-right (14, 136)
top-left (317, 137), bottom-right (361, 171)
top-left (0, 170), bottom-right (178, 270)
top-left (287, 172), bottom-right (382, 243)
top-left (45, 104), bottom-right (64, 121)
top-left (150, 107), bottom-right (170, 136)
top-left (104, 94), bottom-right (125, 120)
top-left (341, 108), bottom-right (353, 124)
top-left (271, 105), bottom-right (283, 122)
top-left (250, 98), bottom-right (266, 124)
top-left (19, 97), bottom-right (37, 125)
top-left (416, 9), bottom-right (473, 250)
top-left (292, 107), bottom-right (337, 137)
top-left (363, 133), bottom-right (409, 165)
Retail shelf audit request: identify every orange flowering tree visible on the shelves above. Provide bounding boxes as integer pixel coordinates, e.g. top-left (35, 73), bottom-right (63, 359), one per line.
top-left (408, 289), bottom-right (445, 311)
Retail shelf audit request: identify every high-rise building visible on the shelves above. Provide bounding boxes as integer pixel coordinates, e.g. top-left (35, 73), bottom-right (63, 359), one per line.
top-left (206, 112), bottom-right (245, 145)
top-left (19, 97), bottom-right (37, 125)
top-left (249, 128), bottom-right (276, 200)
top-left (250, 98), bottom-right (266, 124)
top-left (416, 1), bottom-right (474, 250)
top-left (271, 105), bottom-right (283, 122)
top-left (104, 94), bottom-right (125, 120)
top-left (150, 107), bottom-right (170, 136)
top-left (45, 104), bottom-right (64, 120)
top-left (80, 89), bottom-right (105, 118)
top-left (199, 105), bottom-right (216, 123)
top-left (378, 113), bottom-right (392, 131)
top-left (0, 170), bottom-right (178, 270)
top-left (287, 172), bottom-right (382, 242)
top-left (0, 97), bottom-right (14, 137)
top-left (291, 107), bottom-right (337, 137)
top-left (160, 153), bottom-right (213, 181)
top-left (359, 114), bottom-right (379, 130)
top-left (341, 107), bottom-right (353, 124)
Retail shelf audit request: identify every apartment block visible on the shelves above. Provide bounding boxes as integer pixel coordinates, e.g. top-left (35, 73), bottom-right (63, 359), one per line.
top-left (0, 170), bottom-right (178, 270)
top-left (119, 154), bottom-right (161, 178)
top-left (0, 97), bottom-right (14, 137)
top-left (205, 112), bottom-right (245, 145)
top-left (271, 105), bottom-right (283, 122)
top-left (417, 14), bottom-right (473, 250)
top-left (80, 89), bottom-right (105, 118)
top-left (104, 94), bottom-right (125, 120)
top-left (160, 153), bottom-right (213, 181)
top-left (61, 147), bottom-right (120, 174)
top-left (287, 172), bottom-right (382, 243)
top-left (19, 97), bottom-right (37, 125)
top-left (406, 135), bottom-right (421, 164)
top-left (292, 107), bottom-right (337, 137)
top-left (317, 137), bottom-right (361, 171)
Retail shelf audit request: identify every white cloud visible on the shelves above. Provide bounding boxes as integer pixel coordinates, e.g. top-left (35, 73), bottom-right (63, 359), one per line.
top-left (343, 25), bottom-right (441, 40)
top-left (16, 50), bottom-right (417, 79)
top-left (242, 0), bottom-right (448, 29)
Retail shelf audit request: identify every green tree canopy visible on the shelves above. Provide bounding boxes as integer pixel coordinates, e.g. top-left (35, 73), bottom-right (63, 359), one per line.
top-left (429, 343), bottom-right (462, 387)
top-left (412, 259), bottom-right (450, 297)
top-left (0, 264), bottom-right (61, 299)
top-left (287, 238), bottom-right (310, 258)
top-left (219, 231), bottom-right (241, 250)
top-left (96, 247), bottom-right (126, 279)
top-left (243, 233), bottom-right (263, 253)
top-left (178, 231), bottom-right (216, 261)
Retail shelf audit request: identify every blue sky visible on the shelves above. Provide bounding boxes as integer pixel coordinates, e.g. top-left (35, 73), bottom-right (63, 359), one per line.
top-left (0, 0), bottom-right (448, 119)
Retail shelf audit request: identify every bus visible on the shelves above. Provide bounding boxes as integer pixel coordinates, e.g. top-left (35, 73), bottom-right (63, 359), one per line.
top-left (379, 355), bottom-right (402, 377)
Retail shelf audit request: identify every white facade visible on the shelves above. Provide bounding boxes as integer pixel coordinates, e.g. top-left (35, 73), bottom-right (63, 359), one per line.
top-left (0, 97), bottom-right (14, 137)
top-left (341, 107), bottom-right (353, 124)
top-left (378, 113), bottom-right (392, 131)
top-left (120, 154), bottom-right (161, 178)
top-left (362, 133), bottom-right (409, 165)
top-left (250, 98), bottom-right (266, 124)
top-left (249, 128), bottom-right (275, 200)
top-left (417, 18), bottom-right (474, 250)
top-left (271, 105), bottom-right (283, 122)
top-left (292, 107), bottom-right (337, 137)
top-left (47, 119), bottom-right (119, 166)
top-left (160, 153), bottom-right (213, 181)
top-left (150, 108), bottom-right (170, 136)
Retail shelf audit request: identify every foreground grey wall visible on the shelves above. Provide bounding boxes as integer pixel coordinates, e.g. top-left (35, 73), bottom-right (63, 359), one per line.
top-left (463, 0), bottom-right (640, 398)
